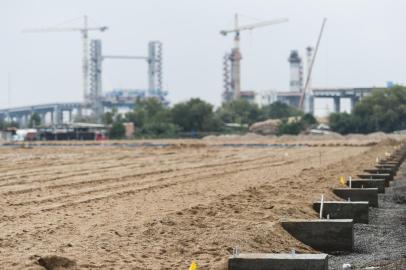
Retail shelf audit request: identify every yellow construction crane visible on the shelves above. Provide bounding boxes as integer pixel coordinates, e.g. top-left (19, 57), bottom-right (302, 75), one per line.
top-left (220, 14), bottom-right (288, 100)
top-left (23, 15), bottom-right (108, 105)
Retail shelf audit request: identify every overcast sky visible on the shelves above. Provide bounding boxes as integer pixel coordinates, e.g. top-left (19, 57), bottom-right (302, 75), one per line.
top-left (1, 0), bottom-right (405, 108)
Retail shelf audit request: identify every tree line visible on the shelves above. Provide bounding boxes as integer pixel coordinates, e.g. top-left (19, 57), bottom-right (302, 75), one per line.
top-left (105, 98), bottom-right (310, 138)
top-left (5, 86), bottom-right (403, 138)
top-left (329, 85), bottom-right (406, 134)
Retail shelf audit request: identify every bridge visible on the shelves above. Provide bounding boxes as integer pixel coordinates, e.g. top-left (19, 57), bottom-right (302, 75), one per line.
top-left (312, 87), bottom-right (380, 114)
top-left (0, 102), bottom-right (82, 127)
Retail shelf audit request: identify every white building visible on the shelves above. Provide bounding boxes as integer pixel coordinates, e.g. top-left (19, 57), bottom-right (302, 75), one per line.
top-left (255, 90), bottom-right (279, 107)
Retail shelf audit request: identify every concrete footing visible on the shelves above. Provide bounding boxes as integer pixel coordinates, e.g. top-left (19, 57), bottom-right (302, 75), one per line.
top-left (313, 201), bottom-right (369, 223)
top-left (359, 172), bottom-right (393, 182)
top-left (333, 188), bottom-right (379, 207)
top-left (364, 168), bottom-right (394, 180)
top-left (281, 219), bottom-right (353, 252)
top-left (347, 179), bottom-right (386, 193)
top-left (375, 164), bottom-right (397, 171)
top-left (228, 253), bottom-right (328, 270)
top-left (375, 165), bottom-right (398, 176)
top-left (378, 162), bottom-right (400, 170)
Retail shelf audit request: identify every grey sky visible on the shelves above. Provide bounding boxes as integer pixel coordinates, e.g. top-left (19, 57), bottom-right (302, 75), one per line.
top-left (1, 0), bottom-right (405, 108)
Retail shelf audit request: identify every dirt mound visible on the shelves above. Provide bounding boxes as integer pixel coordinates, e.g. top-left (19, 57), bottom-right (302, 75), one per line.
top-left (249, 119), bottom-right (281, 135)
top-left (37, 256), bottom-right (77, 270)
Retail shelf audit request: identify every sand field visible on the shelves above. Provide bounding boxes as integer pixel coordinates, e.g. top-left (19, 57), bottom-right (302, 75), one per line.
top-left (0, 138), bottom-right (399, 269)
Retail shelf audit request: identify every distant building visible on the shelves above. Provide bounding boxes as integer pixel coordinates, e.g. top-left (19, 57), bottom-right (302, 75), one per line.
top-left (255, 90), bottom-right (278, 107)
top-left (240, 91), bottom-right (256, 103)
top-left (38, 123), bottom-right (107, 141)
top-left (276, 91), bottom-right (301, 108)
top-left (102, 88), bottom-right (169, 114)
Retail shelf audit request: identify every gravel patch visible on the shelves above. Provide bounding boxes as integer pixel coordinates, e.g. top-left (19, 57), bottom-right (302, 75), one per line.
top-left (329, 166), bottom-right (406, 270)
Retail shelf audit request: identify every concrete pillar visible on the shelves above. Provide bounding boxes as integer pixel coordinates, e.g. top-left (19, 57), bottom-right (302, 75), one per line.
top-left (77, 107), bottom-right (82, 121)
top-left (40, 112), bottom-right (46, 126)
top-left (18, 115), bottom-right (24, 128)
top-left (68, 110), bottom-right (72, 123)
top-left (350, 97), bottom-right (357, 112)
top-left (333, 96), bottom-right (341, 113)
top-left (54, 106), bottom-right (61, 125)
top-left (50, 110), bottom-right (54, 125)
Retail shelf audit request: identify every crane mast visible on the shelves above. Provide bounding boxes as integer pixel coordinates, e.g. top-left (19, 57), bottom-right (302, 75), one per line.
top-left (220, 14), bottom-right (288, 102)
top-left (299, 18), bottom-right (327, 111)
top-left (23, 15), bottom-right (108, 116)
top-left (82, 15), bottom-right (89, 104)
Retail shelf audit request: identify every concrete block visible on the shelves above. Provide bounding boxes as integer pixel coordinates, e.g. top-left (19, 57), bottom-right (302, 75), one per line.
top-left (313, 201), bottom-right (369, 223)
top-left (347, 179), bottom-right (386, 193)
top-left (375, 164), bottom-right (397, 170)
top-left (357, 173), bottom-right (391, 180)
top-left (378, 161), bottom-right (400, 169)
top-left (228, 253), bottom-right (328, 270)
top-left (333, 188), bottom-right (379, 207)
top-left (357, 174), bottom-right (390, 187)
top-left (375, 165), bottom-right (398, 176)
top-left (364, 168), bottom-right (394, 180)
top-left (281, 219), bottom-right (353, 252)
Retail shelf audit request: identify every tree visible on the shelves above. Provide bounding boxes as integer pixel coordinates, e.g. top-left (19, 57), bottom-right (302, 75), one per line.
top-left (109, 121), bottom-right (125, 139)
top-left (171, 98), bottom-right (221, 132)
top-left (275, 114), bottom-right (317, 136)
top-left (300, 113), bottom-right (317, 127)
top-left (127, 97), bottom-right (171, 128)
top-left (141, 122), bottom-right (180, 137)
top-left (276, 119), bottom-right (302, 135)
top-left (330, 86), bottom-right (406, 134)
top-left (261, 101), bottom-right (302, 119)
top-left (217, 99), bottom-right (262, 125)
top-left (0, 120), bottom-right (19, 130)
top-left (102, 110), bottom-right (115, 125)
top-left (29, 113), bottom-right (41, 128)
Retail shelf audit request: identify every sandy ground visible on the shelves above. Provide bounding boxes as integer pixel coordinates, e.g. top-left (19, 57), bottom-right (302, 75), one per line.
top-left (0, 139), bottom-right (400, 269)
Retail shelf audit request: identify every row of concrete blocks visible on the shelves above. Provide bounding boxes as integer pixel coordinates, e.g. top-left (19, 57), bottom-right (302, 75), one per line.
top-left (228, 146), bottom-right (406, 270)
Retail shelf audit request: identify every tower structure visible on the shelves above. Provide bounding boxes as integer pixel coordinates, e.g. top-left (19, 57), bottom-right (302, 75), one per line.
top-left (306, 47), bottom-right (314, 91)
top-left (288, 50), bottom-right (303, 92)
top-left (148, 41), bottom-right (163, 96)
top-left (22, 15), bottom-right (108, 119)
top-left (304, 46), bottom-right (314, 113)
top-left (220, 14), bottom-right (288, 102)
top-left (88, 39), bottom-right (167, 118)
top-left (89, 39), bottom-right (103, 120)
top-left (222, 53), bottom-right (233, 103)
top-left (229, 47), bottom-right (242, 100)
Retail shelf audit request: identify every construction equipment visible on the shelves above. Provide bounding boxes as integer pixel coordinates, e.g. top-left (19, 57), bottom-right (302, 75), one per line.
top-left (88, 40), bottom-right (164, 121)
top-left (299, 18), bottom-right (327, 111)
top-left (220, 14), bottom-right (288, 101)
top-left (23, 15), bottom-right (108, 107)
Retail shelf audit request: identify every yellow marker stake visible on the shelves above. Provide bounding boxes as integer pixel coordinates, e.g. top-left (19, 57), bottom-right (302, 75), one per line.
top-left (189, 261), bottom-right (197, 270)
top-left (339, 176), bottom-right (346, 186)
